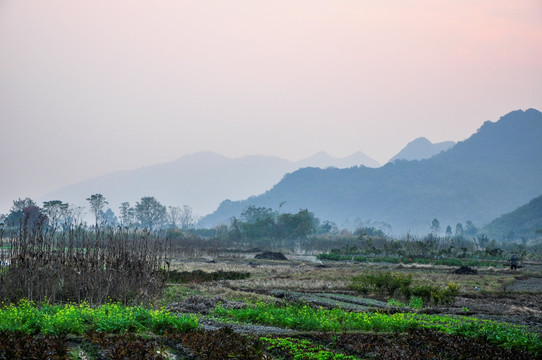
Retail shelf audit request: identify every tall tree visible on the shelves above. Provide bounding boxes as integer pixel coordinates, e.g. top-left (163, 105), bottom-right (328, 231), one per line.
top-left (167, 206), bottom-right (182, 228)
top-left (455, 223), bottom-right (464, 237)
top-left (86, 194), bottom-right (108, 228)
top-left (119, 202), bottom-right (135, 227)
top-left (6, 197), bottom-right (37, 225)
top-left (431, 218), bottom-right (440, 235)
top-left (277, 209), bottom-right (318, 239)
top-left (99, 208), bottom-right (118, 226)
top-left (240, 206), bottom-right (278, 239)
top-left (10, 197), bottom-right (36, 213)
top-left (135, 196), bottom-right (166, 230)
top-left (42, 200), bottom-right (69, 229)
top-left (66, 205), bottom-right (86, 226)
top-left (179, 204), bottom-right (198, 230)
top-left (464, 220), bottom-right (478, 236)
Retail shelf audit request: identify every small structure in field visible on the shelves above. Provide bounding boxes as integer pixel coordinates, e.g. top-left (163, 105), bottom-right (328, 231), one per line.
top-left (452, 266), bottom-right (478, 275)
top-left (254, 251), bottom-right (288, 260)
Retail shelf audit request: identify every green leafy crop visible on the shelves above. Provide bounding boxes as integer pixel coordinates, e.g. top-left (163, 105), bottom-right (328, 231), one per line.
top-left (0, 300), bottom-right (198, 336)
top-left (261, 337), bottom-right (359, 360)
top-left (215, 303), bottom-right (542, 354)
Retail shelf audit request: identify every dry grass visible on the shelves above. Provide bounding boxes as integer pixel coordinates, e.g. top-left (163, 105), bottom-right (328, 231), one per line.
top-left (162, 254), bottom-right (542, 306)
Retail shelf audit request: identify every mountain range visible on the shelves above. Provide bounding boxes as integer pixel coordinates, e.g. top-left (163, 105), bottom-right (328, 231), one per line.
top-left (201, 109), bottom-right (542, 235)
top-left (38, 151), bottom-right (379, 217)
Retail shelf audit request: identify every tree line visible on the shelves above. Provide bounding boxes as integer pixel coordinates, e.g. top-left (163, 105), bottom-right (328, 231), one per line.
top-left (0, 195), bottom-right (199, 231)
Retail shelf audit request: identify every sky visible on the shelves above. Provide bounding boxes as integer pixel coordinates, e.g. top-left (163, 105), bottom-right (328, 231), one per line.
top-left (1, 0), bottom-right (542, 214)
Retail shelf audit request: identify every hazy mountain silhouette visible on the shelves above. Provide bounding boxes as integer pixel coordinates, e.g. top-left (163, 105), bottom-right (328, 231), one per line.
top-left (481, 194), bottom-right (542, 241)
top-left (389, 137), bottom-right (455, 163)
top-left (297, 151), bottom-right (380, 169)
top-left (201, 109), bottom-right (542, 234)
top-left (38, 151), bottom-right (379, 217)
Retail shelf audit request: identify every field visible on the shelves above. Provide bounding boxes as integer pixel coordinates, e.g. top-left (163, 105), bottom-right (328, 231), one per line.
top-left (4, 251), bottom-right (541, 359)
top-left (1, 223), bottom-right (541, 359)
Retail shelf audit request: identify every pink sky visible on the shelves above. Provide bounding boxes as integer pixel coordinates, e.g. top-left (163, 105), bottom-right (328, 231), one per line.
top-left (1, 0), bottom-right (541, 213)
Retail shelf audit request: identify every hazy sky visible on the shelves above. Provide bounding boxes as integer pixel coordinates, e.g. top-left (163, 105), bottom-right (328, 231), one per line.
top-left (1, 0), bottom-right (542, 213)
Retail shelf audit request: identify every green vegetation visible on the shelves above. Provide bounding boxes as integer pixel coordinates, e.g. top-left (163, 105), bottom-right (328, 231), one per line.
top-left (0, 300), bottom-right (198, 336)
top-left (2, 194), bottom-right (542, 358)
top-left (409, 282), bottom-right (460, 305)
top-left (348, 270), bottom-right (412, 297)
top-left (233, 206), bottom-right (322, 240)
top-left (261, 337), bottom-right (358, 360)
top-left (348, 270), bottom-right (460, 305)
top-left (409, 296), bottom-right (423, 309)
top-left (214, 303), bottom-right (542, 354)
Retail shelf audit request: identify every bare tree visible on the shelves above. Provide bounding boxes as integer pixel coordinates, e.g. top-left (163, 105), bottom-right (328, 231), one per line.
top-left (167, 206), bottom-right (182, 228)
top-left (179, 204), bottom-right (198, 230)
top-left (67, 205), bottom-right (86, 226)
top-left (86, 194), bottom-right (108, 228)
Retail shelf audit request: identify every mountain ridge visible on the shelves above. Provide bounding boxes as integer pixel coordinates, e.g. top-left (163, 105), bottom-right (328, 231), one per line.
top-left (201, 108), bottom-right (542, 234)
top-left (481, 193), bottom-right (542, 240)
top-left (38, 150), bottom-right (380, 217)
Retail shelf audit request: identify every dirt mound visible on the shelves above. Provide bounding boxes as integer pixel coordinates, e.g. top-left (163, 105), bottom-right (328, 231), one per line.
top-left (166, 296), bottom-right (246, 314)
top-left (254, 251), bottom-right (288, 260)
top-left (452, 266), bottom-right (478, 275)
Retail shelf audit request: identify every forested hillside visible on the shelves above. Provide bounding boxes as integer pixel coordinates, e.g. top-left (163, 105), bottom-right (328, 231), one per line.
top-left (481, 194), bottom-right (542, 240)
top-left (201, 109), bottom-right (542, 234)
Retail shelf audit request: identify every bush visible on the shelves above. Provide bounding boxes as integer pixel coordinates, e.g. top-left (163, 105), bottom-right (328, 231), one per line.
top-left (348, 270), bottom-right (412, 297)
top-left (410, 282), bottom-right (460, 305)
top-left (409, 297), bottom-right (423, 309)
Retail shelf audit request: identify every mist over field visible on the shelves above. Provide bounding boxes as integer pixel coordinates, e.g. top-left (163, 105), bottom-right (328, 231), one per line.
top-left (2, 3), bottom-right (542, 357)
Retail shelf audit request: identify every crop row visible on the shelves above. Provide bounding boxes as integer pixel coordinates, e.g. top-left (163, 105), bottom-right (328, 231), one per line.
top-left (214, 302), bottom-right (542, 354)
top-left (0, 300), bottom-right (198, 336)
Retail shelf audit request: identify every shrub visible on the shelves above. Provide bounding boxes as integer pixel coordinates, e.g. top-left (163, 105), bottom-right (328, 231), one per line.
top-left (409, 296), bottom-right (423, 309)
top-left (349, 270), bottom-right (412, 297)
top-left (410, 282), bottom-right (460, 306)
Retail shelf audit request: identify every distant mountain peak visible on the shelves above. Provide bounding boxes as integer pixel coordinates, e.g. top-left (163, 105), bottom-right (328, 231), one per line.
top-left (411, 137), bottom-right (432, 144)
top-left (389, 137), bottom-right (455, 163)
